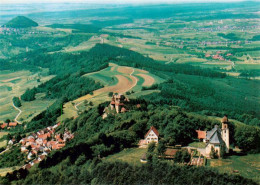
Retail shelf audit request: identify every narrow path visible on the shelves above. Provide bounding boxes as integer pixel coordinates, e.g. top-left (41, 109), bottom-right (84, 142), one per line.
top-left (124, 68), bottom-right (138, 92)
top-left (12, 101), bottom-right (22, 124)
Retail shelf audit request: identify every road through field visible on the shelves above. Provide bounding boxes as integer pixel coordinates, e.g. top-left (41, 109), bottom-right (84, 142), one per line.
top-left (12, 101), bottom-right (22, 124)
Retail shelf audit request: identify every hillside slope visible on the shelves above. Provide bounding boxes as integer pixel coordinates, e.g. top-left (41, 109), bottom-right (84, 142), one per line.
top-left (2, 16), bottom-right (38, 28)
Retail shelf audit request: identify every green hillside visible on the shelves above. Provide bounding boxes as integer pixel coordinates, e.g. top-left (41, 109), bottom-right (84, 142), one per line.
top-left (3, 16), bottom-right (38, 28)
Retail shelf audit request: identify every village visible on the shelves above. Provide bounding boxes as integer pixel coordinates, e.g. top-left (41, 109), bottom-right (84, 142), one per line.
top-left (1, 122), bottom-right (74, 171)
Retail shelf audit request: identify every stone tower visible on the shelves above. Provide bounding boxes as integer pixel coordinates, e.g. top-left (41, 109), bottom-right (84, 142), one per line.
top-left (221, 115), bottom-right (230, 153)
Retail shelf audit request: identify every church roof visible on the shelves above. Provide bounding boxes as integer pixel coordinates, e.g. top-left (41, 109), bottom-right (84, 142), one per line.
top-left (206, 125), bottom-right (224, 145)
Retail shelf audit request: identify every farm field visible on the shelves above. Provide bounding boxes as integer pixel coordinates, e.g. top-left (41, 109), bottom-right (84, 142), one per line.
top-left (0, 70), bottom-right (55, 123)
top-left (208, 154), bottom-right (260, 184)
top-left (60, 63), bottom-right (164, 121)
top-left (104, 148), bottom-right (147, 166)
top-left (19, 93), bottom-right (55, 123)
top-left (0, 166), bottom-right (20, 177)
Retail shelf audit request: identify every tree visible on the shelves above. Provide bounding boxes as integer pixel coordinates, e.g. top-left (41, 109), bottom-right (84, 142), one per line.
top-left (220, 144), bottom-right (226, 158)
top-left (210, 146), bottom-right (218, 159)
top-left (156, 140), bottom-right (166, 156)
top-left (13, 97), bottom-right (21, 107)
top-left (5, 119), bottom-right (10, 123)
top-left (108, 92), bottom-right (113, 97)
top-left (21, 88), bottom-right (36, 101)
top-left (235, 126), bottom-right (260, 153)
top-left (147, 142), bottom-right (156, 162)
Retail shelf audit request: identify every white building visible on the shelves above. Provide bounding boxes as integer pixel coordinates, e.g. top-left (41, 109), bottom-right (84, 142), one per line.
top-left (139, 126), bottom-right (159, 147)
top-left (204, 116), bottom-right (230, 158)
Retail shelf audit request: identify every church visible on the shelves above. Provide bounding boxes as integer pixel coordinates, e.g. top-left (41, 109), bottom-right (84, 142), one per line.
top-left (196, 115), bottom-right (230, 158)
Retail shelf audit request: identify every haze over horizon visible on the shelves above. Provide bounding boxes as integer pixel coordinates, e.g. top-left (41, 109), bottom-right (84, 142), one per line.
top-left (0, 0), bottom-right (249, 4)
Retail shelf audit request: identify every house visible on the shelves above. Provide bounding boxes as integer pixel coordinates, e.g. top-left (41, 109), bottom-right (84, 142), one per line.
top-left (196, 130), bottom-right (206, 142)
top-left (204, 116), bottom-right (230, 158)
top-left (1, 123), bottom-right (8, 129)
top-left (163, 148), bottom-right (179, 159)
top-left (139, 126), bottom-right (159, 147)
top-left (22, 164), bottom-right (32, 170)
top-left (9, 122), bottom-right (17, 127)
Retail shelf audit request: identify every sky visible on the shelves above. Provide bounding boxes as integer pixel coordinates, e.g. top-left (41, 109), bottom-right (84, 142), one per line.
top-left (0, 0), bottom-right (246, 4)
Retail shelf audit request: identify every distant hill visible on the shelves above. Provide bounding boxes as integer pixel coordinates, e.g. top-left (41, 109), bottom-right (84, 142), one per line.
top-left (2, 16), bottom-right (38, 28)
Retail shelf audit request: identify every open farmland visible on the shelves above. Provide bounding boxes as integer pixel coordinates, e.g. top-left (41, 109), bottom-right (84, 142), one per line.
top-left (59, 63), bottom-right (163, 120)
top-left (0, 70), bottom-right (55, 123)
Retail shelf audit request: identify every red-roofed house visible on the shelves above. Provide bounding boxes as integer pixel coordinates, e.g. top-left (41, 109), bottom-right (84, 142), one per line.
top-left (196, 130), bottom-right (206, 141)
top-left (9, 122), bottom-right (17, 127)
top-left (1, 123), bottom-right (8, 129)
top-left (139, 126), bottom-right (159, 147)
top-left (164, 148), bottom-right (179, 159)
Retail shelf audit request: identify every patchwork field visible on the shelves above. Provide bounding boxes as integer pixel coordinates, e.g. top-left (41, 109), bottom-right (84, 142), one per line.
top-left (0, 70), bottom-right (55, 123)
top-left (59, 63), bottom-right (164, 120)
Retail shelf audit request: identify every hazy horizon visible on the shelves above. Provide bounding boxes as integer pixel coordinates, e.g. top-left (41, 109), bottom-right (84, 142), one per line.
top-left (0, 0), bottom-right (250, 4)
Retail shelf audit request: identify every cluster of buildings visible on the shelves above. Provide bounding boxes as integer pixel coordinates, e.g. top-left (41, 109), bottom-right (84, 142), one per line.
top-left (110, 93), bottom-right (129, 113)
top-left (0, 27), bottom-right (50, 35)
top-left (185, 25), bottom-right (259, 32)
top-left (16, 123), bottom-right (74, 170)
top-left (205, 51), bottom-right (232, 61)
top-left (0, 122), bottom-right (18, 129)
top-left (103, 93), bottom-right (129, 118)
top-left (196, 115), bottom-right (230, 158)
top-left (138, 116), bottom-right (230, 164)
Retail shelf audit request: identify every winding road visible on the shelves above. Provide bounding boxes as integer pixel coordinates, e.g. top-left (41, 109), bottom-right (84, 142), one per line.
top-left (12, 101), bottom-right (22, 124)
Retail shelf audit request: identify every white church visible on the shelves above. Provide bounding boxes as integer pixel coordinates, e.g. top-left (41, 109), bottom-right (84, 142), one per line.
top-left (197, 115), bottom-right (230, 158)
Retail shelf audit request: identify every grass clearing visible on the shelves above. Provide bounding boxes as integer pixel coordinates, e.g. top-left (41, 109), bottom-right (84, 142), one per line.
top-left (0, 132), bottom-right (8, 148)
top-left (0, 166), bottom-right (20, 177)
top-left (104, 148), bottom-right (147, 166)
top-left (208, 154), bottom-right (260, 183)
top-left (189, 142), bottom-right (206, 148)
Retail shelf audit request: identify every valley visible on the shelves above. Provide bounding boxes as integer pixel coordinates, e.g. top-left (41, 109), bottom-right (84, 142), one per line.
top-left (0, 1), bottom-right (259, 185)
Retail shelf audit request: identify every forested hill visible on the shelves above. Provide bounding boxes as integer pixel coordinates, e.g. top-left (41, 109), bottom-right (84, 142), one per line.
top-left (12, 43), bottom-right (259, 128)
top-left (2, 16), bottom-right (38, 28)
top-left (2, 105), bottom-right (259, 184)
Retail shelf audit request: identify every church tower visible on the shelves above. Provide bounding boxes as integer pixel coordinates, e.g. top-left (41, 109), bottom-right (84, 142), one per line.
top-left (221, 115), bottom-right (230, 153)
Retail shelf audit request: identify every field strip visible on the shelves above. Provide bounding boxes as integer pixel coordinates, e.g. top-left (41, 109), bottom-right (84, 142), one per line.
top-left (136, 73), bottom-right (155, 86)
top-left (125, 68), bottom-right (138, 92)
top-left (1, 77), bottom-right (21, 83)
top-left (12, 101), bottom-right (22, 124)
top-left (73, 69), bottom-right (137, 104)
